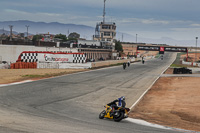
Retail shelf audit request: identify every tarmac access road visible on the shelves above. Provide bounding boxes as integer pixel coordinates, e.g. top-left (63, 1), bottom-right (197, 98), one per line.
top-left (0, 52), bottom-right (180, 133)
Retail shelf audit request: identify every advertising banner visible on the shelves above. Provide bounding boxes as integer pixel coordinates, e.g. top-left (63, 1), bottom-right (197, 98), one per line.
top-left (164, 47), bottom-right (187, 52)
top-left (17, 51), bottom-right (86, 63)
top-left (137, 46), bottom-right (160, 51)
top-left (38, 53), bottom-right (74, 62)
top-left (137, 46), bottom-right (187, 53)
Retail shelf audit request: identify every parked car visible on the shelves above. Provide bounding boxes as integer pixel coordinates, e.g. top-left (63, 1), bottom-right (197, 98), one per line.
top-left (173, 67), bottom-right (192, 74)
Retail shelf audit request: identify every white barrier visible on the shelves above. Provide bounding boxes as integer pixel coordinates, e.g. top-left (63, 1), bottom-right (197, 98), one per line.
top-left (0, 64), bottom-right (10, 69)
top-left (130, 57), bottom-right (136, 62)
top-left (0, 45), bottom-right (78, 63)
top-left (37, 62), bottom-right (92, 69)
top-left (182, 60), bottom-right (200, 67)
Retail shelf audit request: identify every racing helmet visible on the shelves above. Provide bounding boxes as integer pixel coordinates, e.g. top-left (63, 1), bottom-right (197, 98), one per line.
top-left (121, 96), bottom-right (125, 100)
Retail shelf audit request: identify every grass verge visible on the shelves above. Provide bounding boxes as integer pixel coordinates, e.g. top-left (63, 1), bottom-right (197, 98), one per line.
top-left (20, 71), bottom-right (87, 80)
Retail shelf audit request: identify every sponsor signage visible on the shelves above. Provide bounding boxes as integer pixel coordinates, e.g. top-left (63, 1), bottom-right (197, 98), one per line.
top-left (137, 46), bottom-right (187, 53)
top-left (137, 46), bottom-right (160, 51)
top-left (164, 47), bottom-right (187, 52)
top-left (160, 47), bottom-right (164, 51)
top-left (159, 47), bottom-right (165, 54)
top-left (17, 51), bottom-right (86, 63)
top-left (38, 53), bottom-right (73, 62)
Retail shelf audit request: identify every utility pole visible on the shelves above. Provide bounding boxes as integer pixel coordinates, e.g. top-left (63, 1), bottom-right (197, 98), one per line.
top-left (68, 29), bottom-right (70, 39)
top-left (196, 37), bottom-right (198, 62)
top-left (9, 25), bottom-right (13, 41)
top-left (103, 0), bottom-right (106, 23)
top-left (25, 25), bottom-right (29, 40)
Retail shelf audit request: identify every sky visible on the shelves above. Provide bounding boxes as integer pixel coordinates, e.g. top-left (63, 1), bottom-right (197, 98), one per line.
top-left (1, 0), bottom-right (200, 45)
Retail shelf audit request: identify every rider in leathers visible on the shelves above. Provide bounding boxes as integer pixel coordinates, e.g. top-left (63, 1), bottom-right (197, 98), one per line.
top-left (107, 96), bottom-right (126, 115)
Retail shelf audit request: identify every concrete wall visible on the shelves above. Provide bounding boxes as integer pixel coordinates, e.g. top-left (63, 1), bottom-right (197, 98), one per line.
top-left (37, 59), bottom-right (136, 69)
top-left (91, 59), bottom-right (131, 68)
top-left (78, 40), bottom-right (101, 46)
top-left (182, 60), bottom-right (200, 67)
top-left (37, 58), bottom-right (139, 69)
top-left (37, 62), bottom-right (91, 69)
top-left (0, 44), bottom-right (78, 63)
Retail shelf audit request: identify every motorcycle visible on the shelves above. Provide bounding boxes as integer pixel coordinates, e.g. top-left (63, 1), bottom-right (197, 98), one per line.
top-left (99, 105), bottom-right (130, 122)
top-left (142, 60), bottom-right (145, 64)
top-left (123, 63), bottom-right (126, 70)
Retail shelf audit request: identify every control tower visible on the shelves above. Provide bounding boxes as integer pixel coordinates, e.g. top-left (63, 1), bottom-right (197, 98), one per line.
top-left (93, 0), bottom-right (116, 47)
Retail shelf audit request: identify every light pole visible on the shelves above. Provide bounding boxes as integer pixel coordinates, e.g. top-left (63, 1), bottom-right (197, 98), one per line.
top-left (136, 34), bottom-right (138, 43)
top-left (25, 25), bottom-right (29, 40)
top-left (196, 37), bottom-right (198, 62)
top-left (134, 34), bottom-right (138, 57)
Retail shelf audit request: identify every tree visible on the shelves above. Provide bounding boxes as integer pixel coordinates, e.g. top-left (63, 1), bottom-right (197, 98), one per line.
top-left (68, 32), bottom-right (80, 39)
top-left (54, 34), bottom-right (67, 41)
top-left (115, 40), bottom-right (123, 52)
top-left (32, 34), bottom-right (43, 42)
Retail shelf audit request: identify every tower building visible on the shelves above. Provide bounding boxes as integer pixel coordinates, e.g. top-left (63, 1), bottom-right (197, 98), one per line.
top-left (93, 0), bottom-right (116, 48)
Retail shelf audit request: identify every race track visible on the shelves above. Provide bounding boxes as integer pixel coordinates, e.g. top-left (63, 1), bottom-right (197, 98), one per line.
top-left (0, 52), bottom-right (181, 133)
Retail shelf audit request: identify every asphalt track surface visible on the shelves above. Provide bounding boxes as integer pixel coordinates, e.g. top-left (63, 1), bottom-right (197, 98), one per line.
top-left (0, 52), bottom-right (181, 133)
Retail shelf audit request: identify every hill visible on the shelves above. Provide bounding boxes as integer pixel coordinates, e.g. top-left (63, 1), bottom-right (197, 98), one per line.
top-left (0, 20), bottom-right (94, 39)
top-left (0, 20), bottom-right (195, 46)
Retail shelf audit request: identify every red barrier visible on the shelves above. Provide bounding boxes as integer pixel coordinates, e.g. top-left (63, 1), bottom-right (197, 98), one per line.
top-left (10, 62), bottom-right (37, 69)
top-left (10, 63), bottom-right (14, 69)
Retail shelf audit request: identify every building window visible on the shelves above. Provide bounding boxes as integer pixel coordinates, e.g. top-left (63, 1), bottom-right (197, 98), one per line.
top-left (107, 38), bottom-right (112, 42)
top-left (104, 32), bottom-right (110, 36)
top-left (102, 25), bottom-right (111, 29)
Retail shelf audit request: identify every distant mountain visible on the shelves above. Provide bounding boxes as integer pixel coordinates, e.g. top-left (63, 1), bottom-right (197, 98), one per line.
top-left (0, 20), bottom-right (94, 39)
top-left (119, 34), bottom-right (195, 47)
top-left (0, 20), bottom-right (195, 46)
top-left (0, 29), bottom-right (18, 35)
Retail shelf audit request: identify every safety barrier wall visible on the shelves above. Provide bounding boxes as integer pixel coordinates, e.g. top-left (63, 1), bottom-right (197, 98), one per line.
top-left (0, 64), bottom-right (9, 69)
top-left (10, 62), bottom-right (37, 69)
top-left (91, 59), bottom-right (131, 68)
top-left (182, 60), bottom-right (200, 67)
top-left (0, 45), bottom-right (78, 63)
top-left (37, 62), bottom-right (91, 69)
top-left (37, 62), bottom-right (59, 69)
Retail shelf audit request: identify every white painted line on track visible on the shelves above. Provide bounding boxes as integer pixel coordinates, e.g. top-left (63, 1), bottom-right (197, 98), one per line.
top-left (0, 61), bottom-right (126, 87)
top-left (0, 80), bottom-right (33, 87)
top-left (130, 54), bottom-right (177, 109)
top-left (128, 54), bottom-right (197, 132)
top-left (125, 118), bottom-right (194, 133)
top-left (0, 59), bottom-right (153, 88)
top-left (129, 61), bottom-right (170, 110)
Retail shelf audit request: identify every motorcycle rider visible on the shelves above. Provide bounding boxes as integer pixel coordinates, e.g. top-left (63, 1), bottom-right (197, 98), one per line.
top-left (107, 96), bottom-right (126, 115)
top-left (123, 62), bottom-right (126, 69)
top-left (127, 61), bottom-right (130, 67)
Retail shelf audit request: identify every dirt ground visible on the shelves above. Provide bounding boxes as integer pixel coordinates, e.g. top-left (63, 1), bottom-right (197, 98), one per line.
top-left (0, 69), bottom-right (87, 84)
top-left (130, 53), bottom-right (200, 132)
top-left (181, 53), bottom-right (200, 62)
top-left (129, 76), bottom-right (200, 132)
top-left (164, 67), bottom-right (174, 74)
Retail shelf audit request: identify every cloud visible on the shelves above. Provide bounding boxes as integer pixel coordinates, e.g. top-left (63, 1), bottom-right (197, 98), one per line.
top-left (1, 0), bottom-right (200, 43)
top-left (0, 9), bottom-right (65, 25)
top-left (116, 18), bottom-right (170, 25)
top-left (141, 19), bottom-right (169, 25)
top-left (190, 24), bottom-right (200, 27)
top-left (171, 27), bottom-right (200, 32)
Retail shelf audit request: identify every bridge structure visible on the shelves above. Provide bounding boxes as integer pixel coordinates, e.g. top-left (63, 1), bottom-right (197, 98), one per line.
top-left (137, 45), bottom-right (188, 61)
